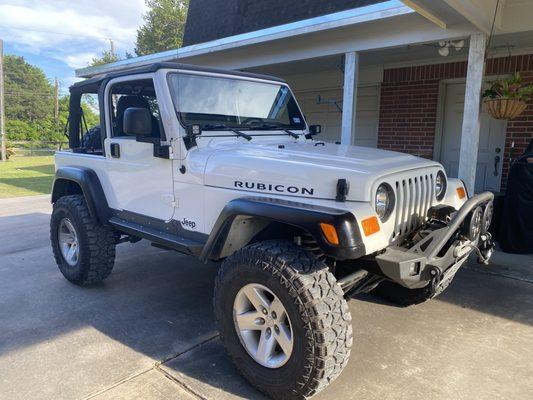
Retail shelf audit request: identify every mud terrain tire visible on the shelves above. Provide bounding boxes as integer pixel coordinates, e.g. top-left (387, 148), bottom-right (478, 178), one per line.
top-left (214, 240), bottom-right (352, 400)
top-left (50, 195), bottom-right (116, 285)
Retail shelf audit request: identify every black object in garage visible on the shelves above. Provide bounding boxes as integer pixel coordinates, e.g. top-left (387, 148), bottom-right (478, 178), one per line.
top-left (496, 140), bottom-right (533, 254)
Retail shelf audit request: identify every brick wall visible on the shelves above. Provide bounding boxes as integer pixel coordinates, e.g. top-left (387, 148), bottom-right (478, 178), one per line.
top-left (500, 71), bottom-right (533, 187)
top-left (378, 55), bottom-right (533, 190)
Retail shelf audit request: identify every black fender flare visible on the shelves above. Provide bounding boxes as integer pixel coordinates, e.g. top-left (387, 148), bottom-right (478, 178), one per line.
top-left (51, 167), bottom-right (111, 225)
top-left (200, 197), bottom-right (365, 262)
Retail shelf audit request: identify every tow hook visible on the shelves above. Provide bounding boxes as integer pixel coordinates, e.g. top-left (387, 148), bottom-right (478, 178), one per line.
top-left (477, 233), bottom-right (494, 265)
top-left (428, 262), bottom-right (462, 298)
top-left (428, 266), bottom-right (440, 278)
top-left (427, 266), bottom-right (446, 298)
top-left (454, 233), bottom-right (494, 265)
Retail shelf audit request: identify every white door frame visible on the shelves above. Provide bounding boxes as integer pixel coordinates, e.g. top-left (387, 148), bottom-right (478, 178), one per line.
top-left (433, 77), bottom-right (468, 162)
top-left (102, 73), bottom-right (176, 221)
top-left (434, 76), bottom-right (508, 188)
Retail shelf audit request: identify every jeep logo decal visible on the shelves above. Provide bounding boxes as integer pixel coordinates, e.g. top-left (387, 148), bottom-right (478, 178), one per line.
top-left (181, 218), bottom-right (196, 229)
top-left (234, 181), bottom-right (315, 195)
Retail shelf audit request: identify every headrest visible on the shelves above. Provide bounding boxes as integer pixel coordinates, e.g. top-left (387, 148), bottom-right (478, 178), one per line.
top-left (116, 95), bottom-right (150, 116)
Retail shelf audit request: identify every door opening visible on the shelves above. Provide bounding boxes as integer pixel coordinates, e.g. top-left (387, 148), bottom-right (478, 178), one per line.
top-left (439, 82), bottom-right (506, 193)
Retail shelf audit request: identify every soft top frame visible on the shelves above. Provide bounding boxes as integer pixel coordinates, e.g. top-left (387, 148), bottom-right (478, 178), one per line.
top-left (69, 62), bottom-right (286, 94)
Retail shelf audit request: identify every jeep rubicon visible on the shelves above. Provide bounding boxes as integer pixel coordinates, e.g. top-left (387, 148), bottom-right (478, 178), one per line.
top-left (50, 62), bottom-right (494, 399)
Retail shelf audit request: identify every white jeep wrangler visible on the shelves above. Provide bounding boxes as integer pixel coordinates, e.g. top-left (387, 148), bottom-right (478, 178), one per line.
top-left (50, 62), bottom-right (494, 399)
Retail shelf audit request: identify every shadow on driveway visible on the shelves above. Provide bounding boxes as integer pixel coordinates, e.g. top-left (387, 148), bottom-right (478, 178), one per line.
top-left (1, 208), bottom-right (266, 399)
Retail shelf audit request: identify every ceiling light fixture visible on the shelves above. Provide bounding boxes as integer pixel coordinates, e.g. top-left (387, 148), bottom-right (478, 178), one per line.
top-left (437, 40), bottom-right (465, 57)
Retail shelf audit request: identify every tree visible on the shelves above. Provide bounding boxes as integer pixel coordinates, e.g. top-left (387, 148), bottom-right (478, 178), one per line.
top-left (4, 55), bottom-right (53, 122)
top-left (4, 55), bottom-right (98, 143)
top-left (89, 50), bottom-right (120, 67)
top-left (135, 0), bottom-right (189, 56)
top-left (88, 49), bottom-right (133, 68)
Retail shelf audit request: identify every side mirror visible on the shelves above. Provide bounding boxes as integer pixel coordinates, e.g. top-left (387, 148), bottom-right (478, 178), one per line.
top-left (308, 124), bottom-right (322, 135)
top-left (123, 107), bottom-right (152, 137)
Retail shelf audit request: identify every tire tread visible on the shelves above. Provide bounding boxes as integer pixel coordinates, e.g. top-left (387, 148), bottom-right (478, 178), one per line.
top-left (51, 195), bottom-right (115, 285)
top-left (214, 240), bottom-right (352, 399)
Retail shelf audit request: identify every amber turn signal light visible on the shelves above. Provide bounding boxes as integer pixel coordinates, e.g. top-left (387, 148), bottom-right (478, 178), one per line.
top-left (456, 187), bottom-right (466, 199)
top-left (319, 223), bottom-right (339, 245)
top-left (361, 216), bottom-right (380, 236)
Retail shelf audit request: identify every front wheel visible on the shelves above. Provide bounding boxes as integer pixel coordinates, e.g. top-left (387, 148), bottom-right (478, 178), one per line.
top-left (214, 240), bottom-right (352, 399)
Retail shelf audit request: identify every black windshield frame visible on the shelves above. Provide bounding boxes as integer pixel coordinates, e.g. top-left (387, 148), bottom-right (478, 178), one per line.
top-left (167, 72), bottom-right (306, 131)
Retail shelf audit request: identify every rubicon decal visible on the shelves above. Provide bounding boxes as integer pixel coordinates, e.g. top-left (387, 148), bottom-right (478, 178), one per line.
top-left (234, 181), bottom-right (315, 195)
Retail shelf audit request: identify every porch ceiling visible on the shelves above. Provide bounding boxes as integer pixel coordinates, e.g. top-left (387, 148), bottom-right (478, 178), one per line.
top-left (406, 0), bottom-right (533, 35)
top-left (245, 31), bottom-right (533, 77)
top-left (178, 13), bottom-right (476, 71)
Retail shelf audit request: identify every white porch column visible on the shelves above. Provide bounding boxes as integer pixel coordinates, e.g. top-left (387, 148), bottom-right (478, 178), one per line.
top-left (458, 33), bottom-right (487, 194)
top-left (341, 51), bottom-right (359, 145)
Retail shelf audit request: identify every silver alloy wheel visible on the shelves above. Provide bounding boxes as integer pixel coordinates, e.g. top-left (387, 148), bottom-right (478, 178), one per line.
top-left (58, 218), bottom-right (79, 266)
top-left (233, 283), bottom-right (293, 368)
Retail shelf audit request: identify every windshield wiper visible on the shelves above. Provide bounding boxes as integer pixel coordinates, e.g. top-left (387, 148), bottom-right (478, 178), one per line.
top-left (283, 129), bottom-right (300, 139)
top-left (202, 124), bottom-right (252, 141)
top-left (249, 123), bottom-right (300, 138)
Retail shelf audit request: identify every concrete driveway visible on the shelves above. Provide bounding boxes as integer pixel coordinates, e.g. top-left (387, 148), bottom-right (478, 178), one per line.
top-left (1, 195), bottom-right (532, 400)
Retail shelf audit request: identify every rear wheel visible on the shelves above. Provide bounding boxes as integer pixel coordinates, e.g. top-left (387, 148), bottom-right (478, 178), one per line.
top-left (214, 240), bottom-right (352, 399)
top-left (50, 195), bottom-right (116, 285)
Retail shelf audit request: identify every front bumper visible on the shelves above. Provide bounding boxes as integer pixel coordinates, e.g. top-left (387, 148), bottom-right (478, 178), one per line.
top-left (375, 192), bottom-right (494, 289)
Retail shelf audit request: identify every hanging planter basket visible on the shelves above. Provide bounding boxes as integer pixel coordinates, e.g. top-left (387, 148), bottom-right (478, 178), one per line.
top-left (484, 98), bottom-right (527, 120)
top-left (483, 73), bottom-right (532, 121)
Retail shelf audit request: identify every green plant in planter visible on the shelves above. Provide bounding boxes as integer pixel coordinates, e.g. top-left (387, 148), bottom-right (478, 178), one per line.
top-left (482, 73), bottom-right (533, 120)
top-left (483, 72), bottom-right (533, 102)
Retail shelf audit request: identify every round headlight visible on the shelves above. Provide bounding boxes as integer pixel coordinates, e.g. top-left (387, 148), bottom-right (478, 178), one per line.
top-left (435, 170), bottom-right (447, 201)
top-left (375, 183), bottom-right (395, 222)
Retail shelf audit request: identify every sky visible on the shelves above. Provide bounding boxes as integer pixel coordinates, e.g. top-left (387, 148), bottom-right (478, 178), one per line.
top-left (0, 0), bottom-right (148, 94)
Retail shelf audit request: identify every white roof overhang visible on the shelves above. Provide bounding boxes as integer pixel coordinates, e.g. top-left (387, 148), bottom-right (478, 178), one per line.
top-left (76, 0), bottom-right (416, 78)
top-left (76, 0), bottom-right (533, 78)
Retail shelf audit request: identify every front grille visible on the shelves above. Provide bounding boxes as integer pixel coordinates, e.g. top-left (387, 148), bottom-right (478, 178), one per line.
top-left (393, 173), bottom-right (435, 238)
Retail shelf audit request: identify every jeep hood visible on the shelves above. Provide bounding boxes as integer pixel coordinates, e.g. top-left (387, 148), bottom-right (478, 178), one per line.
top-left (203, 141), bottom-right (441, 202)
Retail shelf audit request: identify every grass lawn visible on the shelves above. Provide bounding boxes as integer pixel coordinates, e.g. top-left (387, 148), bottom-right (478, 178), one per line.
top-left (0, 156), bottom-right (55, 199)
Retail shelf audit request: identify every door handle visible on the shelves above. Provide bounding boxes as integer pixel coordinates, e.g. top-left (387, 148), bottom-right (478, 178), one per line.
top-left (493, 155), bottom-right (500, 176)
top-left (110, 143), bottom-right (120, 158)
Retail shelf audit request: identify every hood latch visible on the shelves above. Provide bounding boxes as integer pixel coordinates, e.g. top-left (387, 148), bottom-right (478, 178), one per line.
top-left (336, 179), bottom-right (350, 202)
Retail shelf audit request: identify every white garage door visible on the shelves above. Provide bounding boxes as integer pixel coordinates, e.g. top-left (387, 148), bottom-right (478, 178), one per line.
top-left (294, 85), bottom-right (380, 147)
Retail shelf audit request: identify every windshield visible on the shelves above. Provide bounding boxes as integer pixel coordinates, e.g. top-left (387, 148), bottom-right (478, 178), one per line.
top-left (168, 73), bottom-right (306, 130)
